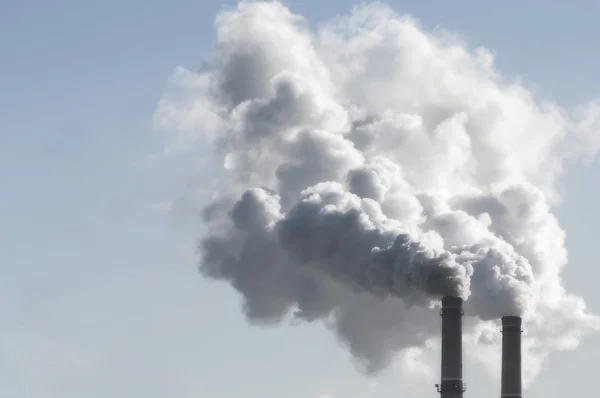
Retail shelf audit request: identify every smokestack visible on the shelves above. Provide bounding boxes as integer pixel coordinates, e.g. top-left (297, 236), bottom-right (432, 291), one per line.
top-left (436, 296), bottom-right (465, 398)
top-left (501, 316), bottom-right (522, 398)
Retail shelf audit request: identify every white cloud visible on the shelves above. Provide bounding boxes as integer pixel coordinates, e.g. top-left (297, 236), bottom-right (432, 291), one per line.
top-left (154, 0), bottom-right (600, 389)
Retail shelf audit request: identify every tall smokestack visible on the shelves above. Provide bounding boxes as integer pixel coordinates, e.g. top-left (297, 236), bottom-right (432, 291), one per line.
top-left (436, 296), bottom-right (465, 398)
top-left (501, 316), bottom-right (522, 398)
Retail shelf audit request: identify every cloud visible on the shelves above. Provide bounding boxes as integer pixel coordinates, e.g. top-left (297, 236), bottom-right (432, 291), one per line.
top-left (155, 0), bottom-right (600, 385)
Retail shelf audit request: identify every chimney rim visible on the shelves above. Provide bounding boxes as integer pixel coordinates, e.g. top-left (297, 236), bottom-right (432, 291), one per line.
top-left (441, 296), bottom-right (463, 309)
top-left (501, 315), bottom-right (522, 327)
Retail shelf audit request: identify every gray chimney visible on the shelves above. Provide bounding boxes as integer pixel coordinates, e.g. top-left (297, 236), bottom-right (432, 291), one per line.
top-left (435, 296), bottom-right (465, 398)
top-left (501, 316), bottom-right (522, 398)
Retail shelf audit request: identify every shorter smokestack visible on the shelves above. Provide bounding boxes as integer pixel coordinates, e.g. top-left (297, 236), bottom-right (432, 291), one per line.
top-left (436, 296), bottom-right (465, 398)
top-left (501, 316), bottom-right (522, 398)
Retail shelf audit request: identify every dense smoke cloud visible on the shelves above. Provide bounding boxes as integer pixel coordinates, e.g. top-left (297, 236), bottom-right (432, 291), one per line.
top-left (155, 1), bottom-right (600, 382)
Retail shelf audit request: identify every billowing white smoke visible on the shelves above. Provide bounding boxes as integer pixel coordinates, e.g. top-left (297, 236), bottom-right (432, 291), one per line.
top-left (155, 1), bottom-right (600, 383)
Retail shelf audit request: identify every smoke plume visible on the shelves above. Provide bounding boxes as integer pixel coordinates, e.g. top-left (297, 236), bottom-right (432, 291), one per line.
top-left (155, 1), bottom-right (600, 382)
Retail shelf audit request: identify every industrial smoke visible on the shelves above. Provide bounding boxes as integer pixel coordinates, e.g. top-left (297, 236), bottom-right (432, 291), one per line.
top-left (155, 1), bottom-right (600, 383)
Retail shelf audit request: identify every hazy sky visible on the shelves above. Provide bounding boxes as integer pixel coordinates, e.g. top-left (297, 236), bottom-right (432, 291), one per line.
top-left (2, 1), bottom-right (600, 398)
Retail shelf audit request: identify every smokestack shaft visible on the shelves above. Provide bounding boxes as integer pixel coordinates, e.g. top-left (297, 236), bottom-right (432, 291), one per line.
top-left (437, 296), bottom-right (465, 398)
top-left (501, 316), bottom-right (522, 398)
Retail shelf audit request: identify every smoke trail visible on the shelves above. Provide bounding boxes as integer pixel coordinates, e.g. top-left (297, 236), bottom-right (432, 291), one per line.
top-left (155, 1), bottom-right (600, 381)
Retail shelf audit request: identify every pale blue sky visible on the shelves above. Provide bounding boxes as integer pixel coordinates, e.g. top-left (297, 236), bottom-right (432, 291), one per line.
top-left (2, 1), bottom-right (600, 397)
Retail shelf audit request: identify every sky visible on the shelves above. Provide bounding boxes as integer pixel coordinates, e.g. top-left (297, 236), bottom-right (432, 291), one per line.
top-left (2, 1), bottom-right (600, 398)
